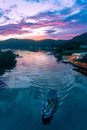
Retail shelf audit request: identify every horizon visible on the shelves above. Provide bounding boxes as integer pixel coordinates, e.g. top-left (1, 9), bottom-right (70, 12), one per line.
top-left (0, 0), bottom-right (87, 41)
top-left (0, 32), bottom-right (87, 42)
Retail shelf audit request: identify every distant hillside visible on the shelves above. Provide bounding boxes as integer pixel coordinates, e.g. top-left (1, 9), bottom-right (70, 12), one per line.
top-left (0, 38), bottom-right (60, 51)
top-left (0, 32), bottom-right (87, 51)
top-left (71, 32), bottom-right (87, 44)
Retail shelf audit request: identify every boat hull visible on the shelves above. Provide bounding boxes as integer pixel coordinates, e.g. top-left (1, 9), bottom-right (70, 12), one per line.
top-left (41, 97), bottom-right (58, 119)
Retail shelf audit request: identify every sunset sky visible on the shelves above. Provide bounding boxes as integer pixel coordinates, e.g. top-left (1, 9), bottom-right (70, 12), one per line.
top-left (0, 0), bottom-right (87, 41)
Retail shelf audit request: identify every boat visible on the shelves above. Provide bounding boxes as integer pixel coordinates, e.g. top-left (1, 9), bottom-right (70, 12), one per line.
top-left (41, 97), bottom-right (58, 119)
top-left (0, 80), bottom-right (8, 88)
top-left (61, 59), bottom-right (69, 63)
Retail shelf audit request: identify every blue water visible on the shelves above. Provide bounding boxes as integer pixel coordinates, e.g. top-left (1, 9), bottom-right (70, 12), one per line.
top-left (0, 51), bottom-right (87, 130)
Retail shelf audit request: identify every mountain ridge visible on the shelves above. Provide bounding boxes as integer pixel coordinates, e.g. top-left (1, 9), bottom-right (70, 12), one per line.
top-left (0, 32), bottom-right (87, 51)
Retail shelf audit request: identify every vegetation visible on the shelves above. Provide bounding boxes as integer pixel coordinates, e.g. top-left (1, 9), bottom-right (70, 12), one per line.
top-left (0, 50), bottom-right (16, 75)
top-left (0, 32), bottom-right (86, 60)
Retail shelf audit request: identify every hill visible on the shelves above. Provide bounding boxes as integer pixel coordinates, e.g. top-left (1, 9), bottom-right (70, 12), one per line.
top-left (72, 32), bottom-right (87, 44)
top-left (0, 38), bottom-right (62, 51)
top-left (0, 32), bottom-right (87, 51)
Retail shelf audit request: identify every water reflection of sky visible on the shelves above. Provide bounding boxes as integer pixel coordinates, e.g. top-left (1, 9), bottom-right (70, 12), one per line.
top-left (0, 51), bottom-right (70, 88)
top-left (0, 50), bottom-right (77, 101)
top-left (0, 51), bottom-right (87, 130)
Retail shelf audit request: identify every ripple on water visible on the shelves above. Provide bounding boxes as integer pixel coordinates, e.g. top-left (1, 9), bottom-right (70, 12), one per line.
top-left (0, 51), bottom-right (87, 130)
top-left (1, 52), bottom-right (75, 98)
top-left (1, 53), bottom-right (76, 101)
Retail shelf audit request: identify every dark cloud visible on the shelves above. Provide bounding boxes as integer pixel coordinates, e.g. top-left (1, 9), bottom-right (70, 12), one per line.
top-left (46, 30), bottom-right (56, 34)
top-left (4, 16), bottom-right (10, 20)
top-left (10, 4), bottom-right (17, 9)
top-left (31, 11), bottom-right (59, 20)
top-left (0, 23), bottom-right (29, 36)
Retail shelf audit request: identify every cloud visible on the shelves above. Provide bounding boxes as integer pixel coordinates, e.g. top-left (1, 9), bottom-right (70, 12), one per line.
top-left (0, 0), bottom-right (87, 40)
top-left (0, 0), bottom-right (76, 22)
top-left (46, 30), bottom-right (57, 34)
top-left (0, 9), bottom-right (4, 17)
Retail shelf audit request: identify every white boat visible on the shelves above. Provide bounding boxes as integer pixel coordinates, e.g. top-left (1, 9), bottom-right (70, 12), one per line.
top-left (62, 59), bottom-right (69, 63)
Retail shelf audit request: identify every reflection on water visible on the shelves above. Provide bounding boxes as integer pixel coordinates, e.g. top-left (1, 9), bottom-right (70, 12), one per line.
top-left (42, 116), bottom-right (53, 125)
top-left (0, 51), bottom-right (87, 130)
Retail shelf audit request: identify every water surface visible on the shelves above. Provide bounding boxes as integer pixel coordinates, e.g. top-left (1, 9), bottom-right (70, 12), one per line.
top-left (0, 51), bottom-right (87, 130)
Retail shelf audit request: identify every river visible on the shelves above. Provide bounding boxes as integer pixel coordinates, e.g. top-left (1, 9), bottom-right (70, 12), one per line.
top-left (0, 50), bottom-right (87, 130)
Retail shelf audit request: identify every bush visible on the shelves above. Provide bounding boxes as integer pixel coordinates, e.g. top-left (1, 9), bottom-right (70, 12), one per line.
top-left (0, 50), bottom-right (17, 75)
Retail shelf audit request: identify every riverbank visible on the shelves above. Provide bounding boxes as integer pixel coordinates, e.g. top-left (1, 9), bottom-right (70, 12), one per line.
top-left (58, 51), bottom-right (87, 75)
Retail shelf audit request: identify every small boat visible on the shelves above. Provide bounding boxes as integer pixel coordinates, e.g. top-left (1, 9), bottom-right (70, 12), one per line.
top-left (0, 80), bottom-right (8, 88)
top-left (41, 97), bottom-right (58, 119)
top-left (61, 59), bottom-right (69, 63)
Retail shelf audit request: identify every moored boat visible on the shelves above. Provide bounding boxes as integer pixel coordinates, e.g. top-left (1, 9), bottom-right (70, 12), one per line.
top-left (61, 59), bottom-right (69, 63)
top-left (0, 80), bottom-right (8, 88)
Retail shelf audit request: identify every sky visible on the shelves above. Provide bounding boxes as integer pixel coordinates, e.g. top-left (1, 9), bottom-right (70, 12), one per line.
top-left (0, 0), bottom-right (87, 41)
